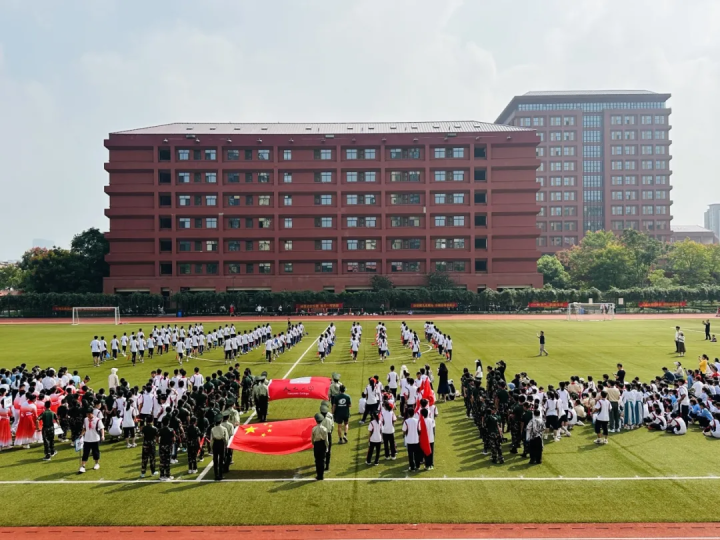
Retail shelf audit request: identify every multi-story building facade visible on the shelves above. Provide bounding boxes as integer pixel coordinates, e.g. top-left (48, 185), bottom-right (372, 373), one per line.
top-left (496, 91), bottom-right (673, 252)
top-left (704, 203), bottom-right (720, 239)
top-left (104, 122), bottom-right (543, 294)
top-left (671, 225), bottom-right (718, 245)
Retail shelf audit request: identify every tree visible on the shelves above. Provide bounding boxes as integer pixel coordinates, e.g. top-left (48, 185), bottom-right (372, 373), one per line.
top-left (426, 270), bottom-right (457, 290)
top-left (620, 229), bottom-right (664, 287)
top-left (71, 228), bottom-right (109, 293)
top-left (647, 269), bottom-right (673, 288)
top-left (537, 255), bottom-right (570, 288)
top-left (0, 263), bottom-right (25, 290)
top-left (370, 275), bottom-right (394, 291)
top-left (18, 247), bottom-right (94, 293)
top-left (667, 240), bottom-right (712, 286)
top-left (565, 231), bottom-right (635, 290)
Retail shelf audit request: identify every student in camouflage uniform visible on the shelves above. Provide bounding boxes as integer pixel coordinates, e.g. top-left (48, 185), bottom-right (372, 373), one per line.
top-left (485, 404), bottom-right (504, 464)
top-left (494, 381), bottom-right (510, 435)
top-left (186, 416), bottom-right (201, 474)
top-left (40, 401), bottom-right (57, 461)
top-left (460, 368), bottom-right (473, 418)
top-left (221, 410), bottom-right (235, 474)
top-left (520, 401), bottom-right (533, 458)
top-left (253, 374), bottom-right (269, 422)
top-left (508, 394), bottom-right (525, 454)
top-left (140, 416), bottom-right (158, 478)
top-left (319, 400), bottom-right (334, 471)
top-left (241, 369), bottom-right (254, 413)
top-left (158, 417), bottom-right (175, 480)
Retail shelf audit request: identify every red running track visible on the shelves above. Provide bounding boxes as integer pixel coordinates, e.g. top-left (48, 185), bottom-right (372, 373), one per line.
top-left (1, 523), bottom-right (719, 539)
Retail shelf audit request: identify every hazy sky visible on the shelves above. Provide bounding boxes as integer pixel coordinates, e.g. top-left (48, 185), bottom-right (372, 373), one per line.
top-left (0, 0), bottom-right (717, 260)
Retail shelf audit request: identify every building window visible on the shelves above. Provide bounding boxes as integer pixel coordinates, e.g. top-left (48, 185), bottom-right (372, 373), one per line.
top-left (227, 263), bottom-right (240, 274)
top-left (391, 193), bottom-right (420, 205)
top-left (258, 218), bottom-right (271, 229)
top-left (654, 130), bottom-right (666, 139)
top-left (283, 172), bottom-right (292, 183)
top-left (178, 218), bottom-right (191, 229)
top-left (314, 149), bottom-right (332, 160)
top-left (315, 172), bottom-right (332, 183)
top-left (315, 217), bottom-right (333, 228)
top-left (346, 149), bottom-right (358, 160)
top-left (625, 206), bottom-right (638, 215)
top-left (204, 149), bottom-right (217, 160)
top-left (283, 240), bottom-right (293, 251)
top-left (347, 194), bottom-right (358, 205)
top-left (655, 175), bottom-right (667, 185)
top-left (315, 262), bottom-right (334, 273)
top-left (283, 218), bottom-right (293, 229)
top-left (475, 259), bottom-right (488, 272)
top-left (258, 150), bottom-right (270, 160)
top-left (205, 218), bottom-right (217, 229)
top-left (390, 261), bottom-right (420, 273)
top-left (390, 171), bottom-right (421, 183)
top-left (533, 117), bottom-right (544, 127)
top-left (474, 191), bottom-right (487, 204)
top-left (258, 263), bottom-right (271, 274)
top-left (244, 150), bottom-right (253, 160)
top-left (625, 191), bottom-right (637, 200)
top-left (655, 146), bottom-right (665, 156)
top-left (283, 150), bottom-right (292, 160)
top-left (654, 116), bottom-right (666, 124)
top-left (390, 216), bottom-right (420, 227)
top-left (178, 264), bottom-right (191, 275)
top-left (389, 148), bottom-right (421, 160)
top-left (284, 263), bottom-right (293, 273)
top-left (245, 241), bottom-right (254, 251)
top-left (474, 169), bottom-right (486, 182)
top-left (227, 241), bottom-right (240, 252)
top-left (655, 160), bottom-right (667, 169)
top-left (611, 176), bottom-right (623, 185)
top-left (434, 216), bottom-right (446, 227)
top-left (205, 195), bottom-right (217, 206)
top-left (227, 218), bottom-right (240, 229)
top-left (550, 116), bottom-right (561, 126)
top-left (563, 162), bottom-right (575, 171)
top-left (563, 192), bottom-right (576, 201)
top-left (178, 149), bottom-right (190, 161)
top-left (227, 172), bottom-right (239, 183)
top-left (642, 161), bottom-right (653, 170)
top-left (452, 216), bottom-right (465, 226)
top-left (258, 195), bottom-right (271, 206)
top-left (258, 240), bottom-right (270, 251)
top-left (246, 263), bottom-right (254, 274)
top-left (641, 115), bottom-right (653, 125)
top-left (624, 161), bottom-right (636, 170)
top-left (641, 131), bottom-right (652, 140)
top-left (625, 175), bottom-right (637, 185)
top-left (258, 172), bottom-right (270, 184)
top-left (315, 194), bottom-right (333, 205)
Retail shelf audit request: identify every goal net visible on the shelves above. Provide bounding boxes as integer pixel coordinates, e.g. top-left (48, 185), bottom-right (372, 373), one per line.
top-left (567, 302), bottom-right (615, 321)
top-left (71, 307), bottom-right (121, 325)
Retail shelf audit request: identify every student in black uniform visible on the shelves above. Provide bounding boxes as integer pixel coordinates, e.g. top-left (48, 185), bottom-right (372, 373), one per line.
top-left (186, 416), bottom-right (201, 475)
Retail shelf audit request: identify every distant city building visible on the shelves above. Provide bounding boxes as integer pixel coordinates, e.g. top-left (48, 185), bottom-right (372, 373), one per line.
top-left (671, 225), bottom-right (718, 245)
top-left (704, 203), bottom-right (720, 239)
top-left (31, 238), bottom-right (55, 249)
top-left (496, 90), bottom-right (673, 253)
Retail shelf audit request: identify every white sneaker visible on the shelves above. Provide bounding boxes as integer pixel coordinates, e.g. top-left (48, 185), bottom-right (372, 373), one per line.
top-left (78, 466), bottom-right (86, 473)
top-left (170, 459), bottom-right (179, 464)
top-left (609, 429), bottom-right (615, 433)
top-left (153, 471), bottom-right (159, 476)
top-left (594, 439), bottom-right (601, 444)
top-left (140, 473), bottom-right (146, 478)
top-left (93, 463), bottom-right (100, 470)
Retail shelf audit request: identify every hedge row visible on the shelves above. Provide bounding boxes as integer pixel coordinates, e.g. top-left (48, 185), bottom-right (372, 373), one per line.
top-left (2, 287), bottom-right (720, 317)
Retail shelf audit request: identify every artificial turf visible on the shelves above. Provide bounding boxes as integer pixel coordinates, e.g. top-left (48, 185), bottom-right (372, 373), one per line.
top-left (0, 316), bottom-right (718, 526)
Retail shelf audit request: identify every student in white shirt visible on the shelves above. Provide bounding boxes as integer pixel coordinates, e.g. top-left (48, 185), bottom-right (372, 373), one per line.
top-left (110, 335), bottom-right (120, 360)
top-left (402, 409), bottom-right (421, 472)
top-left (387, 367), bottom-right (399, 399)
top-left (593, 391), bottom-right (611, 444)
top-left (366, 412), bottom-right (383, 465)
top-left (129, 335), bottom-right (138, 366)
top-left (419, 407), bottom-right (435, 470)
top-left (380, 401), bottom-right (397, 460)
top-left (667, 413), bottom-right (687, 435)
top-left (79, 410), bottom-right (104, 473)
top-left (122, 400), bottom-right (138, 448)
top-left (704, 413), bottom-right (720, 438)
top-left (90, 336), bottom-right (101, 367)
top-left (138, 337), bottom-right (146, 363)
top-left (120, 333), bottom-right (128, 356)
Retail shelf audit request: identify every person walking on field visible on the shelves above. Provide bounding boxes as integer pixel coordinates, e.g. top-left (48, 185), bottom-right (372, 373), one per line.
top-left (704, 320), bottom-right (711, 341)
top-left (537, 331), bottom-right (549, 356)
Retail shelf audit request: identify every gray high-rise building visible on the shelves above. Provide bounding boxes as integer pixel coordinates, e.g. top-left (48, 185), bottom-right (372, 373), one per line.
top-left (704, 203), bottom-right (720, 238)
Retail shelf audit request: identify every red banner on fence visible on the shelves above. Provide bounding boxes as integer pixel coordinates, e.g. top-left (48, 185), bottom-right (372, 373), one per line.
top-left (528, 302), bottom-right (569, 308)
top-left (267, 377), bottom-right (332, 401)
top-left (638, 301), bottom-right (687, 308)
top-left (52, 306), bottom-right (72, 312)
top-left (295, 303), bottom-right (343, 310)
top-left (410, 303), bottom-right (458, 309)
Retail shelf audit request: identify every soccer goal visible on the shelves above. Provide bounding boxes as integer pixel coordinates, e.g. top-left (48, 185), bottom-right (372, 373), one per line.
top-left (71, 307), bottom-right (121, 325)
top-left (567, 302), bottom-right (615, 321)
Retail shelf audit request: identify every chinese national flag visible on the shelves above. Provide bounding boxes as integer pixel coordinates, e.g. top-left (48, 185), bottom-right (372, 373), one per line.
top-left (228, 418), bottom-right (316, 455)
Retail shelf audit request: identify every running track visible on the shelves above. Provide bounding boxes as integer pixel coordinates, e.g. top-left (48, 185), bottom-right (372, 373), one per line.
top-left (2, 523), bottom-right (720, 539)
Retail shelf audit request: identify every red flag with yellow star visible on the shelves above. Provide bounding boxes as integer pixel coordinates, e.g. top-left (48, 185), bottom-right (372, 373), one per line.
top-left (228, 418), bottom-right (316, 455)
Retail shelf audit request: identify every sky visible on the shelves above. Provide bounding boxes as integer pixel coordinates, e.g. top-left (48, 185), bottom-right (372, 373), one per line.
top-left (0, 0), bottom-right (718, 260)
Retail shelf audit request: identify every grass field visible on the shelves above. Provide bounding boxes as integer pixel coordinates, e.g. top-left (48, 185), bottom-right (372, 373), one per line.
top-left (0, 316), bottom-right (718, 526)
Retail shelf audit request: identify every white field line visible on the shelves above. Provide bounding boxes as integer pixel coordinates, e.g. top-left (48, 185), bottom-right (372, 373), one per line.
top-left (2, 475), bottom-right (720, 485)
top-left (196, 335), bottom-right (320, 481)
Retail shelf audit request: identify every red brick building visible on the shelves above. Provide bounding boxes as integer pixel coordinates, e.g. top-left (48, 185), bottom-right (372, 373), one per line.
top-left (104, 122), bottom-right (542, 294)
top-left (496, 91), bottom-right (673, 253)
